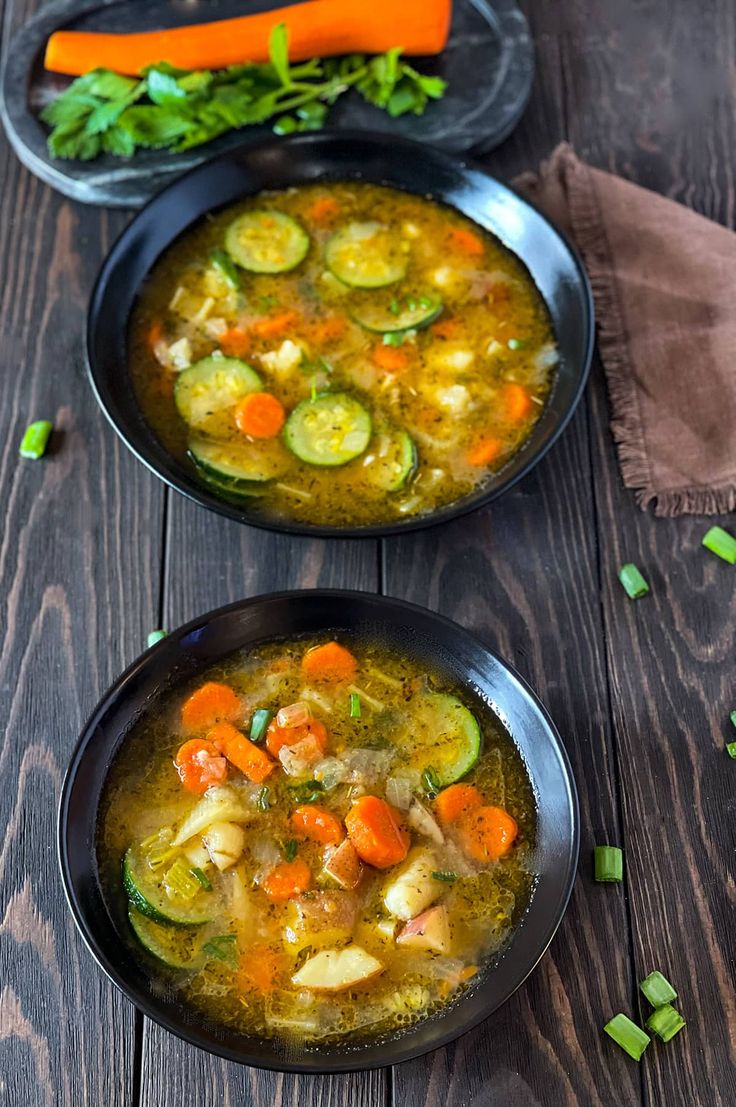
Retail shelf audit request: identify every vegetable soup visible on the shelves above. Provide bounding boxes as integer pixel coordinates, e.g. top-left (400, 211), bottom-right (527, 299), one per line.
top-left (99, 636), bottom-right (536, 1044)
top-left (129, 182), bottom-right (557, 527)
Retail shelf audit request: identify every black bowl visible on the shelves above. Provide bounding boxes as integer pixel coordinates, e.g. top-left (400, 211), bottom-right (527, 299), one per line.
top-left (59, 589), bottom-right (579, 1072)
top-left (87, 131), bottom-right (594, 538)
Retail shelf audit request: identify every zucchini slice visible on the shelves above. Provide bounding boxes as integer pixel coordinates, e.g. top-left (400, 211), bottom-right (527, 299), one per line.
top-left (325, 222), bottom-right (408, 289)
top-left (284, 393), bottom-right (372, 467)
top-left (225, 210), bottom-right (309, 273)
top-left (189, 436), bottom-right (286, 487)
top-left (123, 847), bottom-right (215, 926)
top-left (128, 908), bottom-right (207, 970)
top-left (175, 357), bottom-right (262, 430)
top-left (351, 295), bottom-right (443, 334)
top-left (365, 430), bottom-right (417, 491)
top-left (405, 693), bottom-right (481, 786)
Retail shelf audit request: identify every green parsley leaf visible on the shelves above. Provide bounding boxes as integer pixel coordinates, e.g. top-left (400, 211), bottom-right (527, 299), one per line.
top-left (118, 105), bottom-right (192, 148)
top-left (284, 838), bottom-right (298, 862)
top-left (269, 23), bottom-right (292, 88)
top-left (146, 68), bottom-right (188, 105)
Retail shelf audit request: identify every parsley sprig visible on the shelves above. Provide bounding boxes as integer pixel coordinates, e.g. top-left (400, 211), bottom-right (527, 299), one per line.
top-left (40, 25), bottom-right (446, 162)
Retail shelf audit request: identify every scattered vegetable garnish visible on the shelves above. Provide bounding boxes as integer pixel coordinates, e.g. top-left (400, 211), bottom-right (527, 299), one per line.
top-left (202, 933), bottom-right (238, 967)
top-left (603, 1013), bottom-right (651, 1061)
top-left (256, 785), bottom-right (270, 812)
top-left (507, 338), bottom-right (526, 350)
top-left (40, 25), bottom-right (447, 162)
top-left (289, 779), bottom-right (325, 804)
top-left (209, 248), bottom-right (240, 289)
top-left (702, 525), bottom-right (736, 564)
top-left (284, 838), bottom-right (299, 862)
top-left (421, 766), bottom-right (441, 797)
top-left (640, 970), bottom-right (677, 1008)
top-left (44, 0), bottom-right (452, 75)
top-left (726, 742), bottom-right (736, 759)
top-left (618, 563), bottom-right (650, 599)
top-left (146, 629), bottom-right (167, 648)
top-left (19, 420), bottom-right (53, 459)
top-left (249, 708), bottom-right (272, 743)
top-left (431, 870), bottom-right (458, 882)
top-left (191, 867), bottom-right (212, 891)
top-left (594, 845), bottom-right (623, 883)
top-left (349, 692), bottom-right (362, 718)
top-left (730, 709), bottom-right (736, 729)
top-left (645, 1003), bottom-right (686, 1042)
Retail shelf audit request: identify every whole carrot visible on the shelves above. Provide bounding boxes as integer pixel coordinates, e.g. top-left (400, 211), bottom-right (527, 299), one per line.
top-left (45, 0), bottom-right (452, 77)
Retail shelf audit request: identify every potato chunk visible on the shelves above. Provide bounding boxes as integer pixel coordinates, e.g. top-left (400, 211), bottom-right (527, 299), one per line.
top-left (292, 946), bottom-right (384, 992)
top-left (383, 848), bottom-right (440, 921)
top-left (323, 840), bottom-right (363, 890)
top-left (396, 905), bottom-right (450, 954)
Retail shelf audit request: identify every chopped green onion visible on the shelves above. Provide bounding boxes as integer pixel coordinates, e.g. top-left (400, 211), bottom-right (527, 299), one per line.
top-left (310, 378), bottom-right (318, 402)
top-left (250, 708), bottom-right (272, 743)
top-left (191, 866), bottom-right (212, 891)
top-left (702, 525), bottom-right (736, 564)
top-left (419, 295), bottom-right (433, 309)
top-left (273, 114), bottom-right (298, 135)
top-left (431, 870), bottom-right (458, 882)
top-left (209, 248), bottom-right (240, 289)
top-left (19, 420), bottom-right (53, 459)
top-left (421, 766), bottom-right (441, 797)
top-left (730, 709), bottom-right (736, 729)
top-left (640, 970), bottom-right (677, 1007)
top-left (256, 786), bottom-right (270, 812)
top-left (507, 338), bottom-right (526, 350)
top-left (645, 1003), bottom-right (685, 1042)
top-left (202, 933), bottom-right (238, 967)
top-left (289, 779), bottom-right (324, 803)
top-left (349, 692), bottom-right (362, 719)
top-left (618, 563), bottom-right (649, 599)
top-left (603, 1014), bottom-right (650, 1060)
top-left (594, 845), bottom-right (623, 882)
top-left (726, 742), bottom-right (736, 759)
top-left (389, 299), bottom-right (400, 315)
top-left (147, 629), bottom-right (167, 648)
top-left (284, 838), bottom-right (298, 862)
top-left (383, 331), bottom-right (405, 347)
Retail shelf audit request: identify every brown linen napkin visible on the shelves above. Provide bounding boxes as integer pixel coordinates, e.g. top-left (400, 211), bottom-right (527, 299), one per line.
top-left (514, 143), bottom-right (736, 516)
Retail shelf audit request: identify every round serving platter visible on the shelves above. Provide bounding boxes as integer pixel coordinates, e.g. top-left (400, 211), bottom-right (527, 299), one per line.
top-left (0, 0), bottom-right (534, 207)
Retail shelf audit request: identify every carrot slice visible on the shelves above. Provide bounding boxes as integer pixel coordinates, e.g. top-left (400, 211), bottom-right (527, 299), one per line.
top-left (250, 310), bottom-right (299, 340)
top-left (345, 795), bottom-right (410, 870)
top-left (371, 343), bottom-right (409, 372)
top-left (261, 858), bottom-right (311, 901)
top-left (291, 804), bottom-right (345, 846)
top-left (503, 383), bottom-right (533, 423)
top-left (308, 314), bottom-right (348, 344)
top-left (301, 641), bottom-right (357, 682)
top-left (181, 682), bottom-right (241, 732)
top-left (147, 320), bottom-right (164, 350)
top-left (234, 392), bottom-right (286, 438)
top-left (237, 945), bottom-right (284, 994)
top-left (208, 721), bottom-right (276, 783)
top-left (219, 327), bottom-right (252, 357)
top-left (174, 738), bottom-right (228, 794)
top-left (265, 717), bottom-right (328, 758)
top-left (45, 0), bottom-right (452, 76)
top-left (430, 317), bottom-right (460, 339)
top-left (308, 197), bottom-right (341, 223)
top-left (466, 437), bottom-right (502, 466)
top-left (435, 783), bottom-right (483, 826)
top-left (456, 805), bottom-right (518, 862)
top-left (448, 227), bottom-right (484, 257)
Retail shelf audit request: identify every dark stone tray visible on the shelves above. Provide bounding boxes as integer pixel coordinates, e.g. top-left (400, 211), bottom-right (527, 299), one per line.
top-left (0, 0), bottom-right (533, 207)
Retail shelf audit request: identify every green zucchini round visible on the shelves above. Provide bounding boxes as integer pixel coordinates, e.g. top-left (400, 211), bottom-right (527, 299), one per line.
top-left (365, 430), bottom-right (417, 491)
top-left (225, 210), bottom-right (309, 273)
top-left (351, 295), bottom-right (443, 334)
top-left (325, 222), bottom-right (408, 289)
top-left (406, 693), bottom-right (482, 786)
top-left (128, 908), bottom-right (207, 970)
top-left (174, 357), bottom-right (262, 430)
top-left (284, 393), bottom-right (372, 467)
top-left (122, 847), bottom-right (215, 927)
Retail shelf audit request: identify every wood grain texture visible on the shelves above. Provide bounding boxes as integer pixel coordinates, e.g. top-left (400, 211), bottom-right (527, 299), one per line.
top-left (0, 67), bottom-right (165, 1107)
top-left (560, 1), bottom-right (736, 1102)
top-left (138, 494), bottom-right (382, 1104)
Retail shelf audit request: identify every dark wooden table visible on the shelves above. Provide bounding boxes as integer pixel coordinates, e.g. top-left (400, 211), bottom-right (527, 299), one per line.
top-left (1, 1), bottom-right (735, 1104)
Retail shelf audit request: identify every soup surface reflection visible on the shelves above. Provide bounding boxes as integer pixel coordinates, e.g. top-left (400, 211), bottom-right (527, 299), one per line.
top-left (100, 636), bottom-right (536, 1043)
top-left (130, 182), bottom-right (557, 526)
